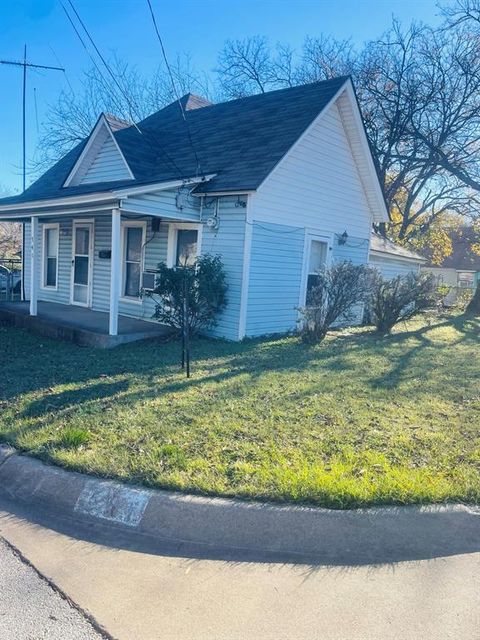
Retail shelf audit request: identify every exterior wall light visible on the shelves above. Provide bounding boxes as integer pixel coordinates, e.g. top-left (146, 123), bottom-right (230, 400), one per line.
top-left (338, 230), bottom-right (349, 245)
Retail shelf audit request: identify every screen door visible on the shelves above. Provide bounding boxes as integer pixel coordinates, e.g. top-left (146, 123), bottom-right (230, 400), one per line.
top-left (71, 222), bottom-right (93, 307)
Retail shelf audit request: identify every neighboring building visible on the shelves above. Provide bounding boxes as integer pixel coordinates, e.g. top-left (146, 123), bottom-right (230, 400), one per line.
top-left (0, 77), bottom-right (388, 344)
top-left (421, 267), bottom-right (479, 306)
top-left (423, 267), bottom-right (478, 289)
top-left (421, 232), bottom-right (480, 305)
top-left (369, 234), bottom-right (426, 279)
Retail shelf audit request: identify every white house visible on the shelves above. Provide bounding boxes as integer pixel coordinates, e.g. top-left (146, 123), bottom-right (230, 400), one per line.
top-left (0, 77), bottom-right (390, 346)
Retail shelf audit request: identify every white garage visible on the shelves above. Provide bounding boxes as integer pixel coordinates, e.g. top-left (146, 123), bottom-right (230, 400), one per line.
top-left (369, 233), bottom-right (426, 279)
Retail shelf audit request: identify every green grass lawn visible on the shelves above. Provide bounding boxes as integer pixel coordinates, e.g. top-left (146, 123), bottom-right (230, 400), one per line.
top-left (0, 312), bottom-right (479, 508)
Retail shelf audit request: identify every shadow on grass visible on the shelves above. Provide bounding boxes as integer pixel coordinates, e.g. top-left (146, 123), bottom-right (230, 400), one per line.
top-left (1, 313), bottom-right (478, 428)
top-left (369, 313), bottom-right (479, 391)
top-left (20, 379), bottom-right (130, 419)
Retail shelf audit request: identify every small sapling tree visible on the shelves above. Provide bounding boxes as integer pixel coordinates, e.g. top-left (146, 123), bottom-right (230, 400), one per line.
top-left (147, 254), bottom-right (227, 375)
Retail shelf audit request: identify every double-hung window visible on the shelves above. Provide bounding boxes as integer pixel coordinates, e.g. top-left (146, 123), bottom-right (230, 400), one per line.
top-left (42, 224), bottom-right (59, 289)
top-left (122, 222), bottom-right (145, 299)
top-left (175, 229), bottom-right (198, 267)
top-left (167, 224), bottom-right (201, 268)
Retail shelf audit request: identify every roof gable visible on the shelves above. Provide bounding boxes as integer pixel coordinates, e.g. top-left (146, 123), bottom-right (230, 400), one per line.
top-left (336, 83), bottom-right (389, 223)
top-left (254, 79), bottom-right (388, 223)
top-left (63, 114), bottom-right (134, 187)
top-left (0, 77), bottom-right (386, 207)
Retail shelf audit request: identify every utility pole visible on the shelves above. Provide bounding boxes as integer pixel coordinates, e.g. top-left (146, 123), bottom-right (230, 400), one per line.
top-left (1, 46), bottom-right (64, 301)
top-left (0, 45), bottom-right (64, 191)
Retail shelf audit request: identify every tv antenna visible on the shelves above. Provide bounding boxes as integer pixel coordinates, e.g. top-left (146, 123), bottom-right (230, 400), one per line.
top-left (0, 45), bottom-right (64, 191)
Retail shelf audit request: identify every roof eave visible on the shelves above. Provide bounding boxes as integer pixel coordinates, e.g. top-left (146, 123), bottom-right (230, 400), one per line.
top-left (0, 175), bottom-right (217, 218)
top-left (370, 249), bottom-right (427, 263)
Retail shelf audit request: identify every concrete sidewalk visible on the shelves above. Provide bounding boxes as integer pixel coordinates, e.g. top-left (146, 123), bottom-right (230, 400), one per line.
top-left (0, 494), bottom-right (478, 640)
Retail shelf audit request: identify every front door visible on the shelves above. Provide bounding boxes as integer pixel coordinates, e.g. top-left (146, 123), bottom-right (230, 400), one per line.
top-left (71, 221), bottom-right (94, 307)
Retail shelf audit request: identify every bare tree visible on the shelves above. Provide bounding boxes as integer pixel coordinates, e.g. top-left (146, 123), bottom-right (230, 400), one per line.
top-left (218, 25), bottom-right (480, 242)
top-left (34, 55), bottom-right (212, 174)
top-left (296, 35), bottom-right (356, 83)
top-left (0, 223), bottom-right (21, 258)
top-left (0, 186), bottom-right (21, 258)
top-left (216, 36), bottom-right (277, 98)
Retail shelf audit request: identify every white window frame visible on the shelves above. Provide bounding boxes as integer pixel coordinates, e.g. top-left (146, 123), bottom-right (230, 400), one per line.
top-left (41, 223), bottom-right (60, 290)
top-left (299, 231), bottom-right (333, 308)
top-left (120, 220), bottom-right (147, 304)
top-left (166, 223), bottom-right (203, 268)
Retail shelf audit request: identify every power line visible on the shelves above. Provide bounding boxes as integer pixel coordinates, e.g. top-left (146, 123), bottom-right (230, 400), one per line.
top-left (145, 0), bottom-right (202, 176)
top-left (62, 0), bottom-right (186, 178)
top-left (48, 44), bottom-right (75, 93)
top-left (60, 2), bottom-right (129, 120)
top-left (66, 0), bottom-right (141, 127)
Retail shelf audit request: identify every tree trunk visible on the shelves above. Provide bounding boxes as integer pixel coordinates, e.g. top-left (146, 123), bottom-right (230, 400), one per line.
top-left (465, 282), bottom-right (480, 316)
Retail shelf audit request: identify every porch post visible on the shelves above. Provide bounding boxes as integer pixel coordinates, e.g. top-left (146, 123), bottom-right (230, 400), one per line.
top-left (109, 207), bottom-right (121, 336)
top-left (29, 216), bottom-right (38, 316)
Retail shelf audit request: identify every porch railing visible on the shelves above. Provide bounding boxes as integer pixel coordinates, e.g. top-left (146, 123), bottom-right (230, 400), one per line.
top-left (0, 258), bottom-right (22, 302)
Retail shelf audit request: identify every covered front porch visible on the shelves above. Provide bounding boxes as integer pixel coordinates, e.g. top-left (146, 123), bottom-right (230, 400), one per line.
top-left (0, 177), bottom-right (211, 347)
top-left (0, 300), bottom-right (171, 348)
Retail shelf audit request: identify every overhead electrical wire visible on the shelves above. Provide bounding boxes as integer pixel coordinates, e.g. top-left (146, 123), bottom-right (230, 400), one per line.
top-left (145, 0), bottom-right (202, 176)
top-left (62, 0), bottom-right (186, 179)
top-left (60, 1), bottom-right (129, 120)
top-left (66, 0), bottom-right (142, 131)
top-left (48, 44), bottom-right (75, 93)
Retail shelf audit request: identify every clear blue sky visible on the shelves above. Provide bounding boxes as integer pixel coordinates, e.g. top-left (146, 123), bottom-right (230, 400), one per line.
top-left (0, 0), bottom-right (441, 193)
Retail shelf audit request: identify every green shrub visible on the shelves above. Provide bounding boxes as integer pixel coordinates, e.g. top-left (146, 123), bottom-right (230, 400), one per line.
top-left (147, 254), bottom-right (228, 335)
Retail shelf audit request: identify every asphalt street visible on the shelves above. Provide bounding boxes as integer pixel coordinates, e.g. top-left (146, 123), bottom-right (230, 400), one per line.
top-left (0, 537), bottom-right (104, 640)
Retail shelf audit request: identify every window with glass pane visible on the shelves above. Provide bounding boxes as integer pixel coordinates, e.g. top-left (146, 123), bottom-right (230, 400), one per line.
top-left (176, 230), bottom-right (198, 267)
top-left (306, 240), bottom-right (327, 304)
top-left (123, 226), bottom-right (143, 297)
top-left (43, 226), bottom-right (58, 287)
top-left (75, 228), bottom-right (89, 256)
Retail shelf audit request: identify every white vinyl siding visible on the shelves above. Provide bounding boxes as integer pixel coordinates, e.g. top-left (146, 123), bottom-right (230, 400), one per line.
top-left (251, 101), bottom-right (373, 239)
top-left (201, 197), bottom-right (246, 340)
top-left (80, 136), bottom-right (132, 185)
top-left (370, 255), bottom-right (422, 280)
top-left (246, 222), bottom-right (305, 337)
top-left (245, 98), bottom-right (373, 337)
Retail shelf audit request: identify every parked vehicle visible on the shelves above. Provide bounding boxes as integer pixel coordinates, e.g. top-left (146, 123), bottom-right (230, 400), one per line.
top-left (0, 263), bottom-right (21, 299)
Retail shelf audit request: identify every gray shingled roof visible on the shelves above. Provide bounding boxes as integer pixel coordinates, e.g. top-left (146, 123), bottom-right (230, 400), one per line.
top-left (370, 233), bottom-right (426, 262)
top-left (0, 77), bottom-right (349, 206)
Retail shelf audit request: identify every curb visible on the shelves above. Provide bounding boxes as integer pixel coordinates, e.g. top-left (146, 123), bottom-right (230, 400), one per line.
top-left (1, 446), bottom-right (479, 563)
